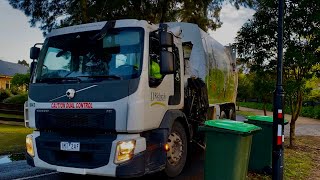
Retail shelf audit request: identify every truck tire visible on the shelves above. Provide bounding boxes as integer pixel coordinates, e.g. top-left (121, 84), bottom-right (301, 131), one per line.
top-left (165, 121), bottom-right (188, 177)
top-left (229, 108), bottom-right (236, 120)
top-left (220, 111), bottom-right (227, 119)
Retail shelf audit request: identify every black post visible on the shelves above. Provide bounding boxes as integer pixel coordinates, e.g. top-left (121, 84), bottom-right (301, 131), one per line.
top-left (272, 0), bottom-right (285, 180)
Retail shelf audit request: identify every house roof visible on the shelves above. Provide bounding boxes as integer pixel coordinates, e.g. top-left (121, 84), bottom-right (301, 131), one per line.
top-left (0, 60), bottom-right (28, 76)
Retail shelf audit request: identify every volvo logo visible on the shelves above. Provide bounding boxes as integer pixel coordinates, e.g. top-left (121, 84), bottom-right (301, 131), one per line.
top-left (66, 89), bottom-right (76, 99)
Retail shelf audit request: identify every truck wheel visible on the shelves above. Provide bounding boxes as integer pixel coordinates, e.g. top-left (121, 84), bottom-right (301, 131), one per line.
top-left (229, 108), bottom-right (236, 120)
top-left (220, 111), bottom-right (227, 119)
top-left (165, 121), bottom-right (188, 177)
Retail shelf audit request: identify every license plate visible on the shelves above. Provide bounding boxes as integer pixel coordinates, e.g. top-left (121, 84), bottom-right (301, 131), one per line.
top-left (60, 142), bottom-right (80, 151)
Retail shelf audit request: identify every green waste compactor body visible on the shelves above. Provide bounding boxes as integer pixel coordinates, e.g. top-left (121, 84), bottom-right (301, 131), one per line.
top-left (199, 120), bottom-right (261, 180)
top-left (246, 115), bottom-right (288, 173)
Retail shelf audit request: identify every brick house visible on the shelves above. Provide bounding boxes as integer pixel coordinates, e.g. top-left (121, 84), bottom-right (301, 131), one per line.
top-left (0, 60), bottom-right (28, 89)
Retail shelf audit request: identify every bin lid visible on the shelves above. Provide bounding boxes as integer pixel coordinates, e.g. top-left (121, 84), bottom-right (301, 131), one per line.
top-left (247, 115), bottom-right (288, 124)
top-left (204, 120), bottom-right (262, 134)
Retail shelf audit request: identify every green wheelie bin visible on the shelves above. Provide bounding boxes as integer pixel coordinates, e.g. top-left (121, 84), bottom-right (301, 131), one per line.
top-left (199, 120), bottom-right (261, 180)
top-left (246, 115), bottom-right (288, 173)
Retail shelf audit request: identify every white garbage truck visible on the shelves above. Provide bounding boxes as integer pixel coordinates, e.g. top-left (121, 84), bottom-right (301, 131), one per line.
top-left (24, 19), bottom-right (237, 178)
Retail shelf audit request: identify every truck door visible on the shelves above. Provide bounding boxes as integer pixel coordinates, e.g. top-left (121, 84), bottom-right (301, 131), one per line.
top-left (143, 32), bottom-right (181, 129)
top-left (149, 33), bottom-right (181, 105)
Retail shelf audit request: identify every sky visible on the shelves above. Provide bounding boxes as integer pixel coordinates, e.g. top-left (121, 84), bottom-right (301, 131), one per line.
top-left (0, 1), bottom-right (254, 64)
top-left (0, 1), bottom-right (44, 64)
top-left (210, 3), bottom-right (255, 45)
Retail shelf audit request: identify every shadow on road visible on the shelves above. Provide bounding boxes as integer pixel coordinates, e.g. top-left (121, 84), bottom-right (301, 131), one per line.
top-left (54, 145), bottom-right (204, 180)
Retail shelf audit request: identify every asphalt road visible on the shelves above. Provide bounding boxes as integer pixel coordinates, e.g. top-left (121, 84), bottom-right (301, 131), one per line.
top-left (0, 145), bottom-right (204, 180)
top-left (0, 115), bottom-right (248, 180)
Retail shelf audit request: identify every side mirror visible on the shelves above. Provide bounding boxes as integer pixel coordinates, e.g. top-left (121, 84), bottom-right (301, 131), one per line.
top-left (30, 47), bottom-right (40, 60)
top-left (160, 51), bottom-right (175, 74)
top-left (160, 32), bottom-right (173, 47)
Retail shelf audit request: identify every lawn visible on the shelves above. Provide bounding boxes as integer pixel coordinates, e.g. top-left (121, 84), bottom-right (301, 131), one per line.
top-left (239, 109), bottom-right (319, 179)
top-left (248, 136), bottom-right (319, 180)
top-left (0, 113), bottom-right (24, 119)
top-left (237, 110), bottom-right (256, 117)
top-left (0, 124), bottom-right (33, 155)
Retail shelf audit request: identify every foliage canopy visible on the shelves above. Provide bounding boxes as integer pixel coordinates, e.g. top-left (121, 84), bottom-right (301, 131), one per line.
top-left (236, 0), bottom-right (320, 146)
top-left (8, 0), bottom-right (258, 34)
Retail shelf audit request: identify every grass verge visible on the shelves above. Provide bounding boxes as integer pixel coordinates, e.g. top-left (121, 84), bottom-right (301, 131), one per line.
top-left (248, 136), bottom-right (319, 180)
top-left (237, 110), bottom-right (256, 117)
top-left (0, 124), bottom-right (33, 155)
top-left (240, 109), bottom-right (319, 180)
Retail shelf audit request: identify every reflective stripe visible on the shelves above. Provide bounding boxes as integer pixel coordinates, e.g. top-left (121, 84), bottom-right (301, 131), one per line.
top-left (278, 109), bottom-right (283, 118)
top-left (277, 125), bottom-right (282, 136)
top-left (277, 136), bottom-right (282, 145)
top-left (277, 124), bottom-right (282, 145)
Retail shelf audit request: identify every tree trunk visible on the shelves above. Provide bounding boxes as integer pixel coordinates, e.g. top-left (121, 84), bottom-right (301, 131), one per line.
top-left (80, 0), bottom-right (88, 23)
top-left (263, 99), bottom-right (267, 116)
top-left (289, 91), bottom-right (303, 148)
top-left (289, 118), bottom-right (296, 148)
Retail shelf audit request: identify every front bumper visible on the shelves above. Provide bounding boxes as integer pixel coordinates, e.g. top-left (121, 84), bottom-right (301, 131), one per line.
top-left (26, 131), bottom-right (147, 177)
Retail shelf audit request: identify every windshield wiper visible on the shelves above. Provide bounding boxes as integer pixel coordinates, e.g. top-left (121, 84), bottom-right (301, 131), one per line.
top-left (90, 20), bottom-right (116, 40)
top-left (39, 77), bottom-right (82, 83)
top-left (77, 75), bottom-right (122, 80)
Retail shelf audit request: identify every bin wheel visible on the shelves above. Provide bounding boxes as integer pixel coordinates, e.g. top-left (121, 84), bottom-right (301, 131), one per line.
top-left (220, 111), bottom-right (227, 119)
top-left (263, 166), bottom-right (272, 175)
top-left (165, 121), bottom-right (188, 177)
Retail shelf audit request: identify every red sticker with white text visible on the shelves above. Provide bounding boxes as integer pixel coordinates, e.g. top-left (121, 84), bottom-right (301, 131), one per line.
top-left (51, 102), bottom-right (93, 109)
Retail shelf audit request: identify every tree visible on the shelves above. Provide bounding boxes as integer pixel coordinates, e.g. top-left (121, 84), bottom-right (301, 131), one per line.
top-left (304, 76), bottom-right (320, 103)
top-left (236, 0), bottom-right (320, 147)
top-left (252, 71), bottom-right (275, 115)
top-left (237, 72), bottom-right (254, 102)
top-left (237, 70), bottom-right (274, 115)
top-left (8, 0), bottom-right (258, 34)
top-left (18, 60), bottom-right (29, 67)
top-left (11, 73), bottom-right (30, 90)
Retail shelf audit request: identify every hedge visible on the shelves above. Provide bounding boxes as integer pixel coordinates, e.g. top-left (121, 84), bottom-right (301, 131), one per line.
top-left (3, 93), bottom-right (28, 104)
top-left (0, 89), bottom-right (12, 102)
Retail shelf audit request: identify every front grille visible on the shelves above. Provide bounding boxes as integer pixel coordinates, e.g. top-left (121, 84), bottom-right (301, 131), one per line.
top-left (35, 109), bottom-right (115, 130)
top-left (36, 132), bottom-right (116, 169)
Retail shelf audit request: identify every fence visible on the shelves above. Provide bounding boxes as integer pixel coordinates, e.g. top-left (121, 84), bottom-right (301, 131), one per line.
top-left (0, 103), bottom-right (24, 122)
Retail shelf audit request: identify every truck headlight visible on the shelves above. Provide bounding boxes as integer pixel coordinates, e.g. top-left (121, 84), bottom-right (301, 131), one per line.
top-left (114, 140), bottom-right (136, 164)
top-left (26, 136), bottom-right (34, 157)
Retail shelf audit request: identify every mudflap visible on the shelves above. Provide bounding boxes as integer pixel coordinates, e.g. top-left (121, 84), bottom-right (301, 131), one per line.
top-left (116, 152), bottom-right (146, 178)
top-left (141, 128), bottom-right (168, 174)
top-left (25, 151), bottom-right (35, 167)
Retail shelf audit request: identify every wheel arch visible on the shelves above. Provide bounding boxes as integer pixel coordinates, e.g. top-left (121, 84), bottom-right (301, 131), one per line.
top-left (159, 110), bottom-right (191, 142)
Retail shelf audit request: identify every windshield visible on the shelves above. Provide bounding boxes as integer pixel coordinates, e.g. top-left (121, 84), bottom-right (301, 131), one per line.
top-left (35, 27), bottom-right (144, 83)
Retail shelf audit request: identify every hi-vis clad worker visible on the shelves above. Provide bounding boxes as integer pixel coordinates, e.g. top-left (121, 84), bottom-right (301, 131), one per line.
top-left (150, 59), bottom-right (162, 79)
